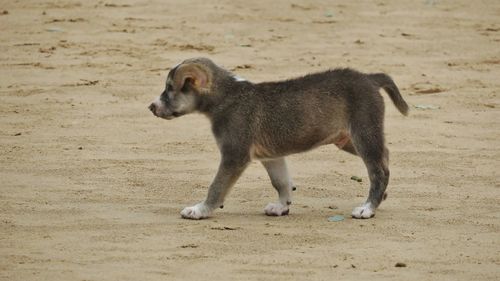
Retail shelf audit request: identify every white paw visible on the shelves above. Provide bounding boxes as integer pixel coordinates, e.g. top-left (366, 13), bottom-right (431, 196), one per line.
top-left (264, 202), bottom-right (290, 216)
top-left (180, 202), bottom-right (212, 220)
top-left (351, 202), bottom-right (375, 219)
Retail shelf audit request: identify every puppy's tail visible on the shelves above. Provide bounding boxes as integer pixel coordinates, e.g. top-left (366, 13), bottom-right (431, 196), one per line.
top-left (368, 73), bottom-right (409, 116)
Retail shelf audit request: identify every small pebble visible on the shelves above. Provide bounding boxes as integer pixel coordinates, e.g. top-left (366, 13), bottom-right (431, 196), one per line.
top-left (180, 244), bottom-right (198, 248)
top-left (395, 262), bottom-right (407, 267)
top-left (46, 27), bottom-right (64, 32)
top-left (324, 11), bottom-right (334, 17)
top-left (414, 104), bottom-right (440, 110)
top-left (350, 176), bottom-right (362, 182)
top-left (328, 215), bottom-right (345, 222)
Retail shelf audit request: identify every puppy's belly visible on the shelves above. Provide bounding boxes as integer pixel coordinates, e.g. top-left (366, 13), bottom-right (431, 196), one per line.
top-left (250, 131), bottom-right (349, 160)
top-left (250, 143), bottom-right (275, 160)
top-left (323, 131), bottom-right (351, 149)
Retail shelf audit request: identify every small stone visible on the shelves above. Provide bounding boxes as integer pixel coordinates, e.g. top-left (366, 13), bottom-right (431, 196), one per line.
top-left (350, 176), bottom-right (362, 182)
top-left (414, 104), bottom-right (440, 110)
top-left (180, 244), bottom-right (198, 248)
top-left (328, 215), bottom-right (345, 222)
top-left (46, 27), bottom-right (64, 32)
top-left (395, 262), bottom-right (407, 267)
top-left (324, 11), bottom-right (334, 17)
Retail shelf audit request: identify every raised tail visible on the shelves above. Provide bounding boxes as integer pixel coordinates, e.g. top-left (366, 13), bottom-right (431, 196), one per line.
top-left (368, 73), bottom-right (409, 116)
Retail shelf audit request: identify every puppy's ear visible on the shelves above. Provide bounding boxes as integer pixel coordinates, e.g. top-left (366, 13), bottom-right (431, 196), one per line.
top-left (173, 63), bottom-right (211, 93)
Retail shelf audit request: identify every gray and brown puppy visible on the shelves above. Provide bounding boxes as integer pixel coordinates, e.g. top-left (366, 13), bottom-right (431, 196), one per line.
top-left (149, 57), bottom-right (408, 220)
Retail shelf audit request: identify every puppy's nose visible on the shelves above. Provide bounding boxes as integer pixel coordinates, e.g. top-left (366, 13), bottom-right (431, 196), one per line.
top-left (148, 103), bottom-right (156, 113)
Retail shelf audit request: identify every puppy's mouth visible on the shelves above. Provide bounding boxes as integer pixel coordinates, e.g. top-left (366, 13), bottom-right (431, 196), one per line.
top-left (162, 111), bottom-right (183, 120)
top-left (153, 111), bottom-right (183, 120)
top-left (155, 112), bottom-right (179, 120)
top-left (148, 102), bottom-right (183, 120)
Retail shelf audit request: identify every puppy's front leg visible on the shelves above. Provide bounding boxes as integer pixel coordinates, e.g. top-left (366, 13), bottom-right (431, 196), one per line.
top-left (181, 154), bottom-right (249, 220)
top-left (261, 158), bottom-right (293, 216)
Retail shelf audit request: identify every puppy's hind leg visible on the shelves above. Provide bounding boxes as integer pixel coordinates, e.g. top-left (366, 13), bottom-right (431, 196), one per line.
top-left (261, 158), bottom-right (293, 216)
top-left (350, 125), bottom-right (390, 219)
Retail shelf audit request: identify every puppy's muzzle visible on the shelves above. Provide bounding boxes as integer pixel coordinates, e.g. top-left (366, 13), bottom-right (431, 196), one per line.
top-left (149, 97), bottom-right (163, 117)
top-left (148, 99), bottom-right (176, 119)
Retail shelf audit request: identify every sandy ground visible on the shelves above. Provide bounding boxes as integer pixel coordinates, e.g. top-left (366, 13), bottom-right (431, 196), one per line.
top-left (1, 0), bottom-right (499, 280)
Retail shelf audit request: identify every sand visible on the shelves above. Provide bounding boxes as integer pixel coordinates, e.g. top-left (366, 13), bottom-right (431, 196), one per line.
top-left (1, 0), bottom-right (499, 280)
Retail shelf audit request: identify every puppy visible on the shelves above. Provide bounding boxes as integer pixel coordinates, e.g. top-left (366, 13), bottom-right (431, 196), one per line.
top-left (149, 58), bottom-right (409, 220)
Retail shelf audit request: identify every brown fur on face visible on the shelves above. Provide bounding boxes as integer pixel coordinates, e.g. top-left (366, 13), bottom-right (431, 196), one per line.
top-left (149, 57), bottom-right (409, 220)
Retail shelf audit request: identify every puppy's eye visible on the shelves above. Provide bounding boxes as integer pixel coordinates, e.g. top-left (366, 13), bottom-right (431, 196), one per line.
top-left (160, 90), bottom-right (170, 102)
top-left (167, 84), bottom-right (173, 92)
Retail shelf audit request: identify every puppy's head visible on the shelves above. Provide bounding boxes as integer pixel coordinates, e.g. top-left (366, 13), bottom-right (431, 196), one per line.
top-left (149, 58), bottom-right (214, 120)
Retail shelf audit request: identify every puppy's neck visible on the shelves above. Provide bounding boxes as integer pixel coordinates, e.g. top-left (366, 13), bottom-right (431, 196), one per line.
top-left (196, 95), bottom-right (219, 117)
top-left (196, 77), bottom-right (253, 119)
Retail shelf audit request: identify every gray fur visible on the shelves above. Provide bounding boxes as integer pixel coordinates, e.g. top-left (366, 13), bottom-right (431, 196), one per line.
top-left (149, 57), bottom-right (409, 219)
